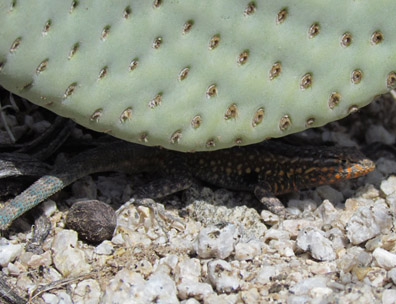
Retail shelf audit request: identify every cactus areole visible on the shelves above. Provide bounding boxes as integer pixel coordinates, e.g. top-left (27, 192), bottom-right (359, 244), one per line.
top-left (1, 1), bottom-right (396, 151)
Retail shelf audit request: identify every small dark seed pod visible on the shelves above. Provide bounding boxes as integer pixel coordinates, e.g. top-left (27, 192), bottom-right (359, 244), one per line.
top-left (66, 200), bottom-right (116, 244)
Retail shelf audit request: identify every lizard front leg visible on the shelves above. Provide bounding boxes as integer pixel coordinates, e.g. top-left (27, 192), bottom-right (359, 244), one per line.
top-left (254, 183), bottom-right (286, 217)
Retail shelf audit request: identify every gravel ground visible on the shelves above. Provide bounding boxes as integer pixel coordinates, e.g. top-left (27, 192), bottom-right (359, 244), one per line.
top-left (0, 92), bottom-right (396, 303)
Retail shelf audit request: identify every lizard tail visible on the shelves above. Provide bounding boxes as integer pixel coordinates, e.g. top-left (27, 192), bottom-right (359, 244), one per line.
top-left (0, 175), bottom-right (64, 229)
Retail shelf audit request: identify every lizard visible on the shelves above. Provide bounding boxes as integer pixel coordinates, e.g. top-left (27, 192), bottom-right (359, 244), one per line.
top-left (0, 140), bottom-right (375, 230)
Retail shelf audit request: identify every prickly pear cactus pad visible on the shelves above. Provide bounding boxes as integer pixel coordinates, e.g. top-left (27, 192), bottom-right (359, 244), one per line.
top-left (1, 1), bottom-right (396, 151)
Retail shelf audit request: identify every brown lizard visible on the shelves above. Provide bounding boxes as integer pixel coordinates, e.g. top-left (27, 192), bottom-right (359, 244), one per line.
top-left (0, 141), bottom-right (375, 229)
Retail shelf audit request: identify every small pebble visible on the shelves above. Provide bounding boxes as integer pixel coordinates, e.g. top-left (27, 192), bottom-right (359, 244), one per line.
top-left (27, 251), bottom-right (52, 268)
top-left (364, 268), bottom-right (387, 288)
top-left (51, 230), bottom-right (92, 277)
top-left (234, 241), bottom-right (261, 261)
top-left (240, 288), bottom-right (260, 304)
top-left (73, 279), bottom-right (102, 304)
top-left (314, 200), bottom-right (338, 225)
top-left (177, 280), bottom-right (213, 301)
top-left (382, 289), bottom-right (396, 304)
top-left (194, 223), bottom-right (238, 259)
top-left (0, 238), bottom-right (23, 267)
top-left (373, 248), bottom-right (396, 270)
top-left (380, 176), bottom-right (396, 196)
top-left (281, 219), bottom-right (321, 238)
top-left (207, 260), bottom-right (240, 293)
top-left (346, 204), bottom-right (392, 245)
top-left (41, 200), bottom-right (57, 217)
top-left (175, 258), bottom-right (201, 282)
top-left (289, 276), bottom-right (328, 296)
top-left (388, 268), bottom-right (396, 285)
top-left (260, 210), bottom-right (279, 225)
top-left (296, 228), bottom-right (336, 261)
top-left (270, 240), bottom-right (295, 257)
top-left (42, 293), bottom-right (58, 304)
top-left (255, 265), bottom-right (280, 285)
top-left (94, 240), bottom-right (114, 255)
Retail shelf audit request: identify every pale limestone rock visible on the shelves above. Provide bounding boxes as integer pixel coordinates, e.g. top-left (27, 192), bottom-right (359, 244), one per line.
top-left (207, 260), bottom-right (240, 293)
top-left (346, 204), bottom-right (392, 245)
top-left (373, 248), bottom-right (396, 270)
top-left (296, 228), bottom-right (336, 261)
top-left (51, 230), bottom-right (91, 277)
top-left (0, 238), bottom-right (23, 267)
top-left (194, 224), bottom-right (238, 259)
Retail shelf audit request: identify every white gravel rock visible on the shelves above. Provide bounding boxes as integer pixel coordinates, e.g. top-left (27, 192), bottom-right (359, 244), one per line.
top-left (234, 241), bottom-right (261, 261)
top-left (0, 238), bottom-right (23, 267)
top-left (94, 240), bottom-right (114, 255)
top-left (326, 228), bottom-right (347, 251)
top-left (194, 223), bottom-right (238, 259)
top-left (102, 267), bottom-right (179, 304)
top-left (338, 246), bottom-right (373, 273)
top-left (364, 268), bottom-right (388, 288)
top-left (101, 269), bottom-right (144, 303)
top-left (346, 204), bottom-right (392, 245)
top-left (207, 259), bottom-right (240, 293)
top-left (73, 279), bottom-right (101, 304)
top-left (373, 248), bottom-right (396, 270)
top-left (388, 268), bottom-right (396, 285)
top-left (145, 269), bottom-right (179, 304)
top-left (386, 193), bottom-right (396, 215)
top-left (175, 258), bottom-right (214, 300)
top-left (309, 261), bottom-right (337, 275)
top-left (43, 291), bottom-right (73, 304)
top-left (175, 258), bottom-right (200, 282)
top-left (289, 276), bottom-right (329, 296)
top-left (51, 230), bottom-right (91, 277)
top-left (161, 254), bottom-right (179, 273)
top-left (270, 240), bottom-right (295, 257)
top-left (296, 228), bottom-right (336, 261)
top-left (16, 273), bottom-right (35, 295)
top-left (309, 286), bottom-right (333, 299)
top-left (281, 220), bottom-right (322, 238)
top-left (7, 262), bottom-right (22, 276)
top-left (130, 259), bottom-right (153, 278)
top-left (382, 289), bottom-right (396, 304)
top-left (240, 288), bottom-right (260, 304)
top-left (27, 251), bottom-right (52, 269)
top-left (255, 265), bottom-right (280, 285)
top-left (380, 175), bottom-right (396, 196)
top-left (41, 199), bottom-right (58, 217)
top-left (264, 228), bottom-right (290, 241)
top-left (177, 280), bottom-right (213, 301)
top-left (314, 200), bottom-right (339, 225)
top-left (56, 291), bottom-right (73, 304)
top-left (260, 210), bottom-right (279, 225)
top-left (42, 293), bottom-right (59, 304)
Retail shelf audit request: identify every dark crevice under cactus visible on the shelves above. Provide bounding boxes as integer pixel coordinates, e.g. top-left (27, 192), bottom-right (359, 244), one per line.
top-left (0, 1), bottom-right (396, 151)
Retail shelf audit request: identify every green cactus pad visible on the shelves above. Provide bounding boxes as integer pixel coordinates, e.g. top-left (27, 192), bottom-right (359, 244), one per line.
top-left (1, 1), bottom-right (396, 151)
